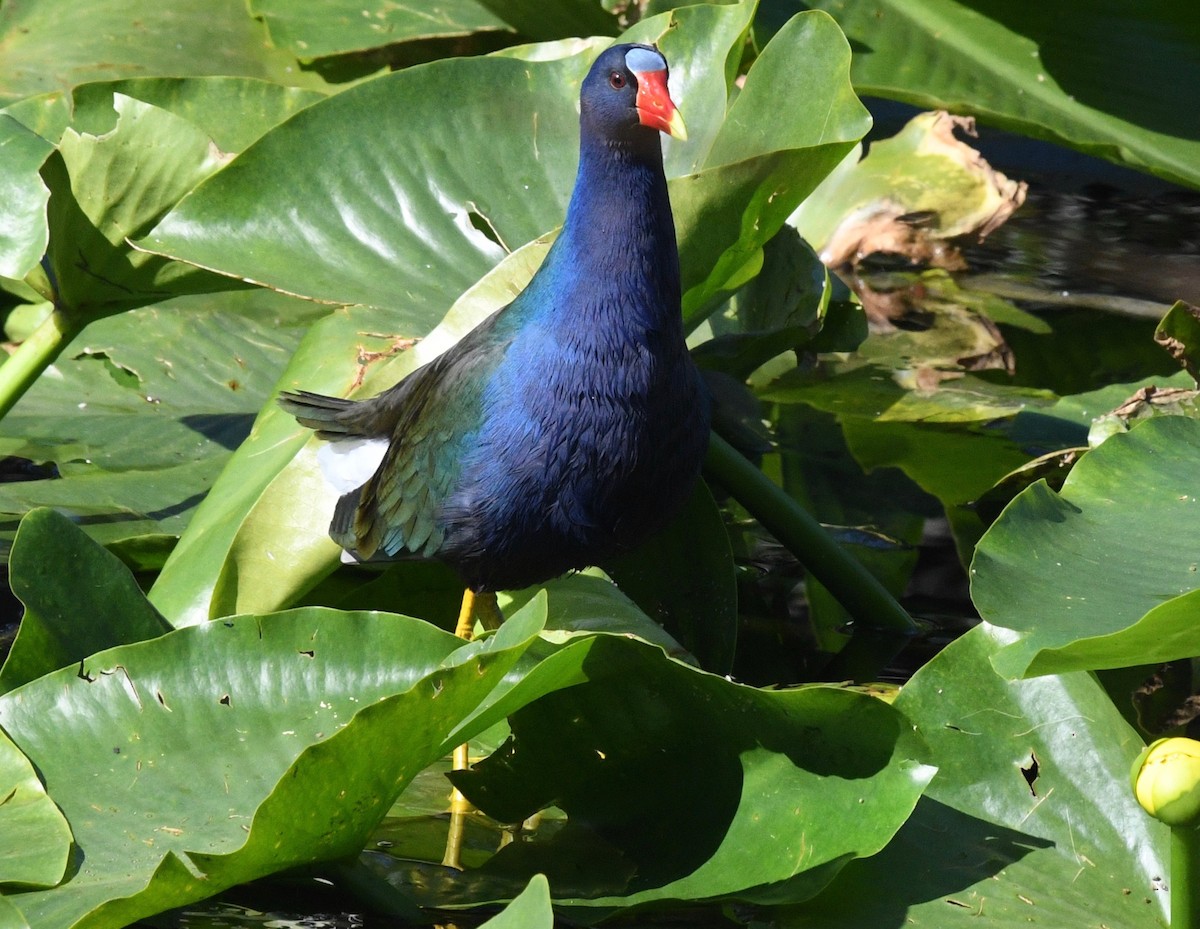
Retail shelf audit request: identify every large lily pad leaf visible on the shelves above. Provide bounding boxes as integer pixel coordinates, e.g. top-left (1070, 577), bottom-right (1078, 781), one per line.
top-left (0, 115), bottom-right (53, 280)
top-left (774, 623), bottom-right (1169, 927)
top-left (447, 637), bottom-right (934, 907)
top-left (249, 0), bottom-right (620, 62)
top-left (0, 596), bottom-right (547, 929)
top-left (139, 3), bottom-right (792, 313)
top-left (0, 288), bottom-right (329, 566)
top-left (0, 0), bottom-right (329, 107)
top-left (0, 510), bottom-right (170, 694)
top-left (478, 0), bottom-right (620, 43)
top-left (0, 897), bottom-right (30, 929)
top-left (0, 727), bottom-right (72, 890)
top-left (0, 78), bottom-right (325, 297)
top-left (248, 0), bottom-right (512, 61)
top-left (497, 571), bottom-right (697, 665)
top-left (71, 78), bottom-right (329, 155)
top-left (786, 0), bottom-right (1200, 190)
top-left (45, 94), bottom-right (237, 318)
top-left (138, 53), bottom-right (594, 313)
top-left (478, 875), bottom-right (553, 929)
top-left (144, 6), bottom-right (868, 626)
top-left (972, 414), bottom-right (1200, 678)
top-left (677, 9), bottom-right (869, 319)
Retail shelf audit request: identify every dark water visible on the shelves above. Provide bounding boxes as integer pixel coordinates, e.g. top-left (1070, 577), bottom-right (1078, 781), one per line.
top-left (865, 96), bottom-right (1200, 313)
top-left (964, 183), bottom-right (1200, 313)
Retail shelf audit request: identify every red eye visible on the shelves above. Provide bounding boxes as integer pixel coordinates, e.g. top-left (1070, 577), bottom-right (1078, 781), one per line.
top-left (609, 71), bottom-right (626, 90)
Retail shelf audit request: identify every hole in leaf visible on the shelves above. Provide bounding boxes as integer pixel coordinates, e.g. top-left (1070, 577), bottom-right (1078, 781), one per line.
top-left (74, 349), bottom-right (141, 391)
top-left (0, 456), bottom-right (59, 481)
top-left (156, 690), bottom-right (171, 711)
top-left (467, 202), bottom-right (508, 252)
top-left (298, 649), bottom-right (315, 659)
top-left (219, 694), bottom-right (231, 706)
top-left (78, 662), bottom-right (95, 683)
top-left (1020, 751), bottom-right (1039, 796)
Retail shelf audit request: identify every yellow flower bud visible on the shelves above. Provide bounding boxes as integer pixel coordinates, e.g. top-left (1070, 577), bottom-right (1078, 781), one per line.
top-left (1131, 737), bottom-right (1200, 826)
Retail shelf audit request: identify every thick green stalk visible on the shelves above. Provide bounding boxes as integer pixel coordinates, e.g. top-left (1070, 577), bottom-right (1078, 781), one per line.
top-left (1173, 824), bottom-right (1200, 929)
top-left (703, 432), bottom-right (918, 637)
top-left (0, 307), bottom-right (81, 421)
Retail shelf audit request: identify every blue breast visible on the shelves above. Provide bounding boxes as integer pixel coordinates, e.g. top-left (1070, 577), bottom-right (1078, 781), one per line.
top-left (431, 138), bottom-right (710, 590)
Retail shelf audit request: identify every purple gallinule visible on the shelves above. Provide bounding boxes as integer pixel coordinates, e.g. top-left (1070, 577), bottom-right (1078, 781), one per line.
top-left (280, 42), bottom-right (709, 865)
top-left (281, 42), bottom-right (708, 626)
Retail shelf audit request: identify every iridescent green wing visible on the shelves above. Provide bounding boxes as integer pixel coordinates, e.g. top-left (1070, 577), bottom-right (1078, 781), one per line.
top-left (338, 309), bottom-right (513, 560)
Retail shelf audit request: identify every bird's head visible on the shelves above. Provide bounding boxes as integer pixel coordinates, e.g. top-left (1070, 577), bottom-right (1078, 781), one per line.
top-left (581, 43), bottom-right (687, 144)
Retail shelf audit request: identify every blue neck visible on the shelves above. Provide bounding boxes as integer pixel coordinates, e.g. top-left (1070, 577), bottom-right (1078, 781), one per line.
top-left (530, 130), bottom-right (681, 335)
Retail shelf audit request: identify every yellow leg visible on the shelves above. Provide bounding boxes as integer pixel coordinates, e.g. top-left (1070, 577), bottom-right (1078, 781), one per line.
top-left (442, 744), bottom-right (470, 869)
top-left (453, 588), bottom-right (478, 640)
top-left (443, 588), bottom-right (503, 869)
top-left (453, 588), bottom-right (502, 639)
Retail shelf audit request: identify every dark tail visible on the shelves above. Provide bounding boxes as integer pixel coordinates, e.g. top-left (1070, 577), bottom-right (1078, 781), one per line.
top-left (278, 390), bottom-right (371, 438)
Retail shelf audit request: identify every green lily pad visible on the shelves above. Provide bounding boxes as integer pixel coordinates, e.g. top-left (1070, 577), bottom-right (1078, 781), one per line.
top-left (140, 4), bottom-right (839, 315)
top-left (0, 115), bottom-right (53, 280)
top-left (72, 77), bottom-right (328, 154)
top-left (785, 0), bottom-right (1200, 190)
top-left (450, 638), bottom-right (934, 906)
top-left (478, 874), bottom-right (553, 929)
top-left (972, 415), bottom-right (1200, 678)
top-left (0, 594), bottom-right (547, 929)
top-left (0, 78), bottom-right (325, 311)
top-left (46, 94), bottom-right (236, 318)
top-left (0, 897), bottom-right (31, 929)
top-left (1, 509), bottom-right (171, 693)
top-left (480, 0), bottom-right (619, 43)
top-left (247, 0), bottom-right (512, 61)
top-left (0, 0), bottom-right (328, 107)
top-left (772, 623), bottom-right (1169, 927)
top-left (0, 727), bottom-right (72, 890)
top-left (0, 288), bottom-right (329, 566)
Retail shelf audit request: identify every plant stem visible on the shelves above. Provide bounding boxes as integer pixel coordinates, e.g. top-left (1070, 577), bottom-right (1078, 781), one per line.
top-left (1173, 824), bottom-right (1200, 929)
top-left (703, 432), bottom-right (918, 638)
top-left (0, 306), bottom-right (80, 421)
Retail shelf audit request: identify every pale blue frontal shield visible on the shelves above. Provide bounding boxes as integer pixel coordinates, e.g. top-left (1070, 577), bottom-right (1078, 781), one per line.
top-left (624, 46), bottom-right (666, 74)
